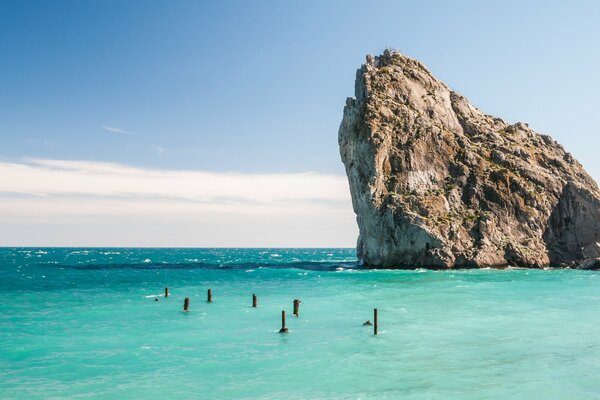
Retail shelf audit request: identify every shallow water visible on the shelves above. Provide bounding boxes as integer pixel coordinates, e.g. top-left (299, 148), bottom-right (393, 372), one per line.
top-left (0, 248), bottom-right (599, 399)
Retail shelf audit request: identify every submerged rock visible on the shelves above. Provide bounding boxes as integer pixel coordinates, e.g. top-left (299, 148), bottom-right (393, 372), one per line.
top-left (339, 49), bottom-right (600, 268)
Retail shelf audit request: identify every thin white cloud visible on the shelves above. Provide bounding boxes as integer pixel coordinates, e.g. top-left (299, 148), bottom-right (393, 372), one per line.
top-left (102, 126), bottom-right (133, 135)
top-left (0, 159), bottom-right (356, 247)
top-left (151, 144), bottom-right (166, 155)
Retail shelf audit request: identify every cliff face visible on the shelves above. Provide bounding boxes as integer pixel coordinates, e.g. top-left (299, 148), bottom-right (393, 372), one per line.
top-left (339, 50), bottom-right (600, 269)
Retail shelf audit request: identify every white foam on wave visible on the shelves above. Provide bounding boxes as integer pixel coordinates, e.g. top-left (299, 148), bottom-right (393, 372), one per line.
top-left (143, 259), bottom-right (151, 263)
top-left (67, 250), bottom-right (90, 256)
top-left (334, 267), bottom-right (361, 273)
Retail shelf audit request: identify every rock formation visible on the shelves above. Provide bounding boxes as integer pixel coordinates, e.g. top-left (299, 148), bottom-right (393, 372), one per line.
top-left (339, 49), bottom-right (600, 269)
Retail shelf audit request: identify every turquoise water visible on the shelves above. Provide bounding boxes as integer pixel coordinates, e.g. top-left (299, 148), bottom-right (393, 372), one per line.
top-left (1, 248), bottom-right (599, 399)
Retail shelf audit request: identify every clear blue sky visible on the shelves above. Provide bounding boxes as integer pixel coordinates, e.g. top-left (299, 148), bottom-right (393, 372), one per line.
top-left (2, 0), bottom-right (599, 175)
top-left (1, 0), bottom-right (599, 246)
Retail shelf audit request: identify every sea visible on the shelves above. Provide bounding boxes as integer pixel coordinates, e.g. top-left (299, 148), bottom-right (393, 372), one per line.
top-left (0, 247), bottom-right (599, 399)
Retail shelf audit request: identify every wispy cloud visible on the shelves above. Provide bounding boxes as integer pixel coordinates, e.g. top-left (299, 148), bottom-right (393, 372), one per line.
top-left (0, 159), bottom-right (356, 247)
top-left (152, 144), bottom-right (166, 155)
top-left (27, 138), bottom-right (52, 146)
top-left (102, 126), bottom-right (134, 135)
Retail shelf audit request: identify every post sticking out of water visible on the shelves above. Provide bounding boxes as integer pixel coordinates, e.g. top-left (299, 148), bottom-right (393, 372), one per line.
top-left (293, 299), bottom-right (300, 317)
top-left (165, 287), bottom-right (169, 298)
top-left (252, 294), bottom-right (257, 308)
top-left (279, 310), bottom-right (288, 333)
top-left (183, 297), bottom-right (190, 312)
top-left (207, 288), bottom-right (212, 303)
top-left (374, 308), bottom-right (378, 335)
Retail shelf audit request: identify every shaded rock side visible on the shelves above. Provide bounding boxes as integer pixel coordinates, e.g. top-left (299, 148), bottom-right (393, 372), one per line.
top-left (339, 49), bottom-right (600, 268)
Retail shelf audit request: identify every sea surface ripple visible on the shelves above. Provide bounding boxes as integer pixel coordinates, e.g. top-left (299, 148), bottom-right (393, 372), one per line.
top-left (0, 248), bottom-right (599, 399)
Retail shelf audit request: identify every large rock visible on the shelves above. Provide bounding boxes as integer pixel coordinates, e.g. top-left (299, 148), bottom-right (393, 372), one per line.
top-left (339, 49), bottom-right (600, 268)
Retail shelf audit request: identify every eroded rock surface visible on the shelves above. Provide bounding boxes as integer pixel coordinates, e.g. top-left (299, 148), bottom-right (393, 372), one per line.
top-left (339, 50), bottom-right (600, 268)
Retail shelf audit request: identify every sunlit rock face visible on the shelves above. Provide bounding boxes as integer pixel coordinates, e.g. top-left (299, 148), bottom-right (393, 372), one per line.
top-left (339, 49), bottom-right (600, 269)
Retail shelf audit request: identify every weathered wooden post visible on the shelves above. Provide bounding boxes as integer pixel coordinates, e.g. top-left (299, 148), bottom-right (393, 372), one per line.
top-left (278, 310), bottom-right (288, 333)
top-left (207, 288), bottom-right (212, 303)
top-left (183, 297), bottom-right (190, 312)
top-left (164, 287), bottom-right (169, 298)
top-left (293, 299), bottom-right (300, 317)
top-left (374, 308), bottom-right (378, 335)
top-left (252, 294), bottom-right (257, 308)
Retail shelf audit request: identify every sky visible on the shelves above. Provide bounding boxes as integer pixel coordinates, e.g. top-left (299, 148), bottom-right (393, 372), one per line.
top-left (1, 0), bottom-right (599, 247)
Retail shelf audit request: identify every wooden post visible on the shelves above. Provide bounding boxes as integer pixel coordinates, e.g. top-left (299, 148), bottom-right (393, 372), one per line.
top-left (164, 287), bottom-right (169, 298)
top-left (207, 288), bottom-right (212, 303)
top-left (374, 308), bottom-right (378, 335)
top-left (293, 299), bottom-right (300, 317)
top-left (252, 294), bottom-right (257, 308)
top-left (183, 297), bottom-right (190, 312)
top-left (278, 310), bottom-right (288, 333)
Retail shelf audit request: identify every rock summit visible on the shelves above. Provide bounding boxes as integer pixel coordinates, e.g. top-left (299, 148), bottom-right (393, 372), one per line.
top-left (339, 50), bottom-right (600, 269)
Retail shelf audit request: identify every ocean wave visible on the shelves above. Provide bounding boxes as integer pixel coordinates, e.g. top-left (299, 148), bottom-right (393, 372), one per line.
top-left (44, 260), bottom-right (360, 272)
top-left (66, 250), bottom-right (90, 256)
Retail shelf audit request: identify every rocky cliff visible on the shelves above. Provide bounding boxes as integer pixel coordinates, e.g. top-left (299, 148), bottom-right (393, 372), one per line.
top-left (339, 49), bottom-right (600, 269)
